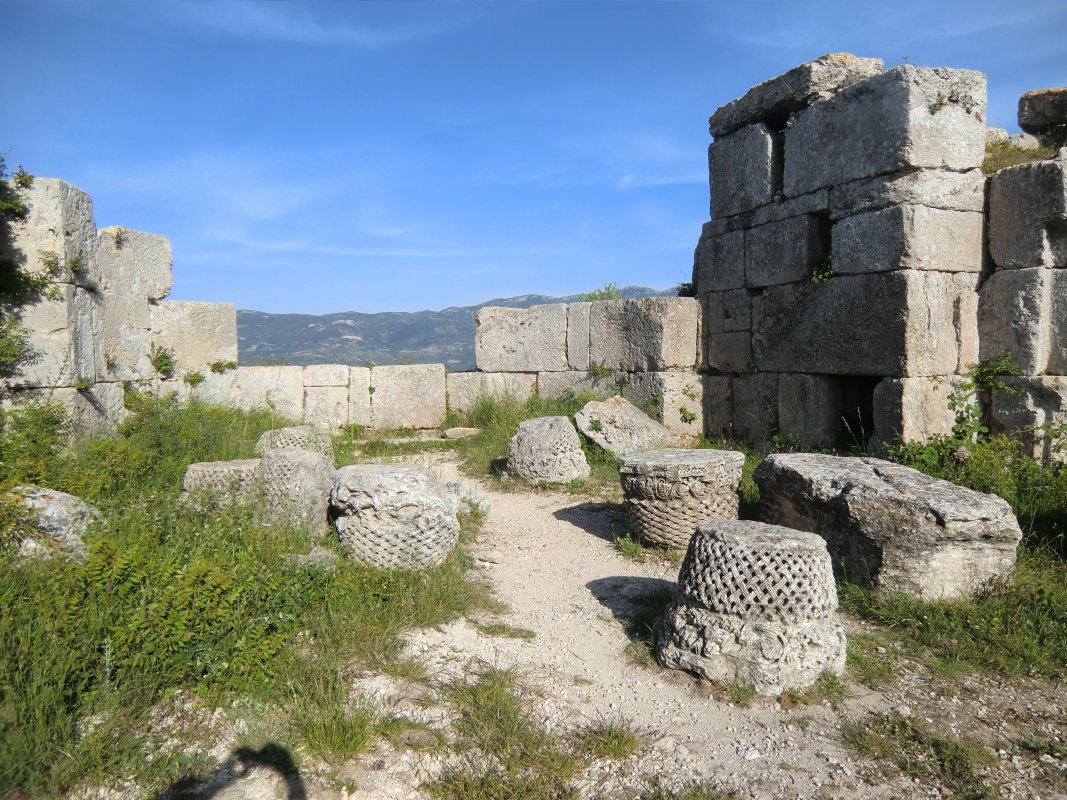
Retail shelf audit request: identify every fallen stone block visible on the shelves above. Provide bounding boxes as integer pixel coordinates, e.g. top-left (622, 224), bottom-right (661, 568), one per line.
top-left (619, 448), bottom-right (744, 548)
top-left (829, 168), bottom-right (986, 220)
top-left (475, 304), bottom-right (568, 372)
top-left (446, 371), bottom-right (536, 414)
top-left (656, 520), bottom-right (845, 695)
top-left (709, 123), bottom-right (780, 218)
top-left (784, 66), bottom-right (986, 197)
top-left (709, 53), bottom-right (884, 137)
top-left (990, 376), bottom-right (1067, 465)
top-left (754, 453), bottom-right (1023, 600)
top-left (778, 374), bottom-right (843, 449)
top-left (233, 366), bottom-right (305, 420)
top-left (832, 206), bottom-right (983, 274)
top-left (254, 447), bottom-right (335, 531)
top-left (331, 464), bottom-right (460, 569)
top-left (181, 459), bottom-right (260, 510)
top-left (95, 227), bottom-right (173, 301)
top-left (567, 302), bottom-right (591, 370)
top-left (693, 227), bottom-right (745, 293)
top-left (506, 416), bottom-right (590, 485)
top-left (625, 371), bottom-right (705, 437)
top-left (745, 214), bottom-right (828, 287)
top-left (588, 298), bottom-right (699, 372)
top-left (4, 485), bottom-right (100, 561)
top-left (255, 425), bottom-right (334, 460)
top-left (370, 364), bottom-right (446, 429)
top-left (442, 427), bottom-right (480, 440)
top-left (150, 300), bottom-right (238, 374)
top-left (574, 395), bottom-right (675, 457)
top-left (988, 151), bottom-right (1067, 270)
top-left (752, 271), bottom-right (978, 377)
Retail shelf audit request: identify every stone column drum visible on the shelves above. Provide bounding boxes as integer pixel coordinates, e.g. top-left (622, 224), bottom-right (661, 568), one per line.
top-left (656, 520), bottom-right (846, 695)
top-left (618, 448), bottom-right (744, 548)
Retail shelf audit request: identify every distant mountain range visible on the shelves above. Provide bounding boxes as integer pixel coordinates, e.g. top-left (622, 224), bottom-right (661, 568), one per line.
top-left (238, 286), bottom-right (677, 371)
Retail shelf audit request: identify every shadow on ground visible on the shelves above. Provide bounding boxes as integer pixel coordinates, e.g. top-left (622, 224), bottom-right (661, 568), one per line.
top-left (553, 502), bottom-right (628, 543)
top-left (587, 575), bottom-right (675, 644)
top-left (158, 743), bottom-right (306, 800)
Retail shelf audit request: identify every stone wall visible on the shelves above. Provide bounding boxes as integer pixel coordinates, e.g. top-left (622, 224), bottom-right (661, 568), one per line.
top-left (464, 297), bottom-right (705, 436)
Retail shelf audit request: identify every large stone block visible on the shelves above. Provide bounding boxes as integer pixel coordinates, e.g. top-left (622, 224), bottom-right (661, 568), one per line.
top-left (833, 206), bottom-right (983, 274)
top-left (1018, 88), bottom-right (1067, 140)
top-left (150, 301), bottom-right (238, 374)
top-left (778, 374), bottom-right (843, 448)
top-left (709, 123), bottom-right (780, 218)
top-left (830, 168), bottom-right (986, 220)
top-left (183, 369), bottom-right (238, 407)
top-left (625, 371), bottom-right (705, 437)
top-left (0, 178), bottom-right (95, 279)
top-left (233, 366), bottom-right (305, 420)
top-left (535, 371), bottom-right (615, 400)
top-left (588, 298), bottom-right (699, 371)
top-left (46, 383), bottom-right (127, 434)
top-left (871, 377), bottom-right (957, 447)
top-left (370, 364), bottom-right (445, 429)
top-left (755, 454), bottom-right (1022, 600)
top-left (990, 376), bottom-right (1067, 464)
top-left (784, 66), bottom-right (986, 197)
top-left (753, 271), bottom-right (977, 377)
top-left (303, 363), bottom-right (349, 387)
top-left (709, 53), bottom-right (884, 137)
top-left (94, 227), bottom-right (173, 300)
top-left (731, 373), bottom-right (778, 444)
top-left (704, 331), bottom-right (751, 374)
top-left (446, 371), bottom-right (536, 414)
top-left (745, 215), bottom-right (828, 287)
top-left (693, 227), bottom-right (745, 293)
top-left (566, 302), bottom-right (591, 370)
top-left (506, 416), bottom-right (589, 485)
top-left (702, 375), bottom-right (733, 437)
top-left (348, 366), bottom-right (372, 427)
top-left (988, 152), bottom-right (1067, 270)
top-left (474, 304), bottom-right (568, 372)
top-left (7, 285), bottom-right (78, 388)
top-left (94, 293), bottom-right (153, 380)
top-left (978, 268), bottom-right (1054, 375)
top-left (304, 385), bottom-right (349, 430)
top-left (574, 395), bottom-right (676, 457)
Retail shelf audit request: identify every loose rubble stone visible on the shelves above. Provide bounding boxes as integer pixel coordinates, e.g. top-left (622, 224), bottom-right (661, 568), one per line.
top-left (1018, 88), bottom-right (1067, 142)
top-left (588, 298), bottom-right (699, 372)
top-left (255, 425), bottom-right (334, 460)
top-left (370, 364), bottom-right (446, 430)
top-left (709, 123), bottom-right (780, 218)
top-left (181, 459), bottom-right (260, 509)
top-left (784, 66), bottom-right (986, 197)
top-left (475, 304), bottom-right (568, 373)
top-left (506, 416), bottom-right (589, 485)
top-left (253, 447), bottom-right (335, 531)
top-left (754, 453), bottom-right (1023, 600)
top-left (574, 396), bottom-right (676, 457)
top-left (709, 53), bottom-right (884, 137)
top-left (331, 464), bottom-right (460, 569)
top-left (656, 520), bottom-right (846, 695)
top-left (619, 448), bottom-right (744, 548)
top-left (988, 151), bottom-right (1067, 270)
top-left (4, 485), bottom-right (99, 561)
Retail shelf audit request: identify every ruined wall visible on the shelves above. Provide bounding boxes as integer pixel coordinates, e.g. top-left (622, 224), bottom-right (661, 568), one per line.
top-left (466, 298), bottom-right (705, 436)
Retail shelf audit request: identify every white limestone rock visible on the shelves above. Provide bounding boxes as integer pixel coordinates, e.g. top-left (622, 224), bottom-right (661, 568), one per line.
top-left (829, 168), bottom-right (986, 220)
top-left (832, 206), bottom-right (983, 274)
top-left (754, 453), bottom-right (1023, 600)
top-left (588, 298), bottom-right (699, 372)
top-left (709, 123), bottom-right (780, 218)
top-left (624, 372), bottom-right (705, 437)
top-left (474, 304), bottom-right (568, 372)
top-left (871, 377), bottom-right (958, 448)
top-left (370, 364), bottom-right (446, 429)
top-left (150, 300), bottom-right (238, 374)
top-left (181, 459), bottom-right (261, 510)
top-left (303, 363), bottom-right (349, 387)
top-left (253, 447), bottom-right (335, 532)
top-left (95, 227), bottom-right (173, 300)
top-left (566, 302), bottom-right (592, 370)
top-left (445, 371), bottom-right (536, 414)
top-left (304, 385), bottom-right (349, 430)
top-left (348, 366), bottom-right (372, 428)
top-left (978, 268), bottom-right (1063, 375)
top-left (506, 416), bottom-right (590, 485)
top-left (233, 366), bottom-right (306, 420)
top-left (988, 151), bottom-right (1067, 270)
top-left (574, 395), bottom-right (675, 457)
top-left (5, 485), bottom-right (100, 561)
top-left (990, 376), bottom-right (1067, 465)
top-left (331, 464), bottom-right (460, 569)
top-left (535, 371), bottom-right (614, 400)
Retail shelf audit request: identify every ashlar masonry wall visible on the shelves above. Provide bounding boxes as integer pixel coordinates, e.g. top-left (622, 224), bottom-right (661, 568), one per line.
top-left (693, 54), bottom-right (989, 450)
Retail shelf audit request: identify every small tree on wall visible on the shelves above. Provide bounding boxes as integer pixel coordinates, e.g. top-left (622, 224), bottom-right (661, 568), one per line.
top-left (0, 155), bottom-right (61, 380)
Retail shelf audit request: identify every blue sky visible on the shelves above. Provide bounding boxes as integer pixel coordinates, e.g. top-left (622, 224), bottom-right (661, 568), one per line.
top-left (2, 1), bottom-right (1064, 314)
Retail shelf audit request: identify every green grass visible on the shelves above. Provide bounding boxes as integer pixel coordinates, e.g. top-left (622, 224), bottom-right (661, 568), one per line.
top-left (842, 712), bottom-right (997, 799)
top-left (778, 672), bottom-right (849, 708)
top-left (838, 549), bottom-right (1066, 680)
top-left (473, 622), bottom-right (537, 641)
top-left (845, 634), bottom-right (897, 689)
top-left (982, 141), bottom-right (1055, 174)
top-left (573, 719), bottom-right (642, 759)
top-left (620, 584), bottom-right (675, 670)
top-left (633, 781), bottom-right (733, 800)
top-left (0, 394), bottom-right (494, 796)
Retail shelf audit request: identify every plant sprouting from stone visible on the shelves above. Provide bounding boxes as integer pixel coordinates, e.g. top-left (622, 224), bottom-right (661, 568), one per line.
top-left (149, 343), bottom-right (176, 378)
top-left (578, 282), bottom-right (621, 302)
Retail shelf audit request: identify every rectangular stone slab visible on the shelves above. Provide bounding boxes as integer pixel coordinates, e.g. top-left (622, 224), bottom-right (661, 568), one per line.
top-left (150, 300), bottom-right (238, 374)
top-left (709, 123), bottom-right (780, 219)
top-left (446, 371), bottom-right (536, 413)
top-left (370, 364), bottom-right (445, 429)
top-left (990, 376), bottom-right (1067, 464)
top-left (474, 304), bottom-right (568, 372)
top-left (988, 152), bottom-right (1067, 269)
top-left (588, 298), bottom-right (699, 371)
top-left (832, 206), bottom-right (983, 275)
